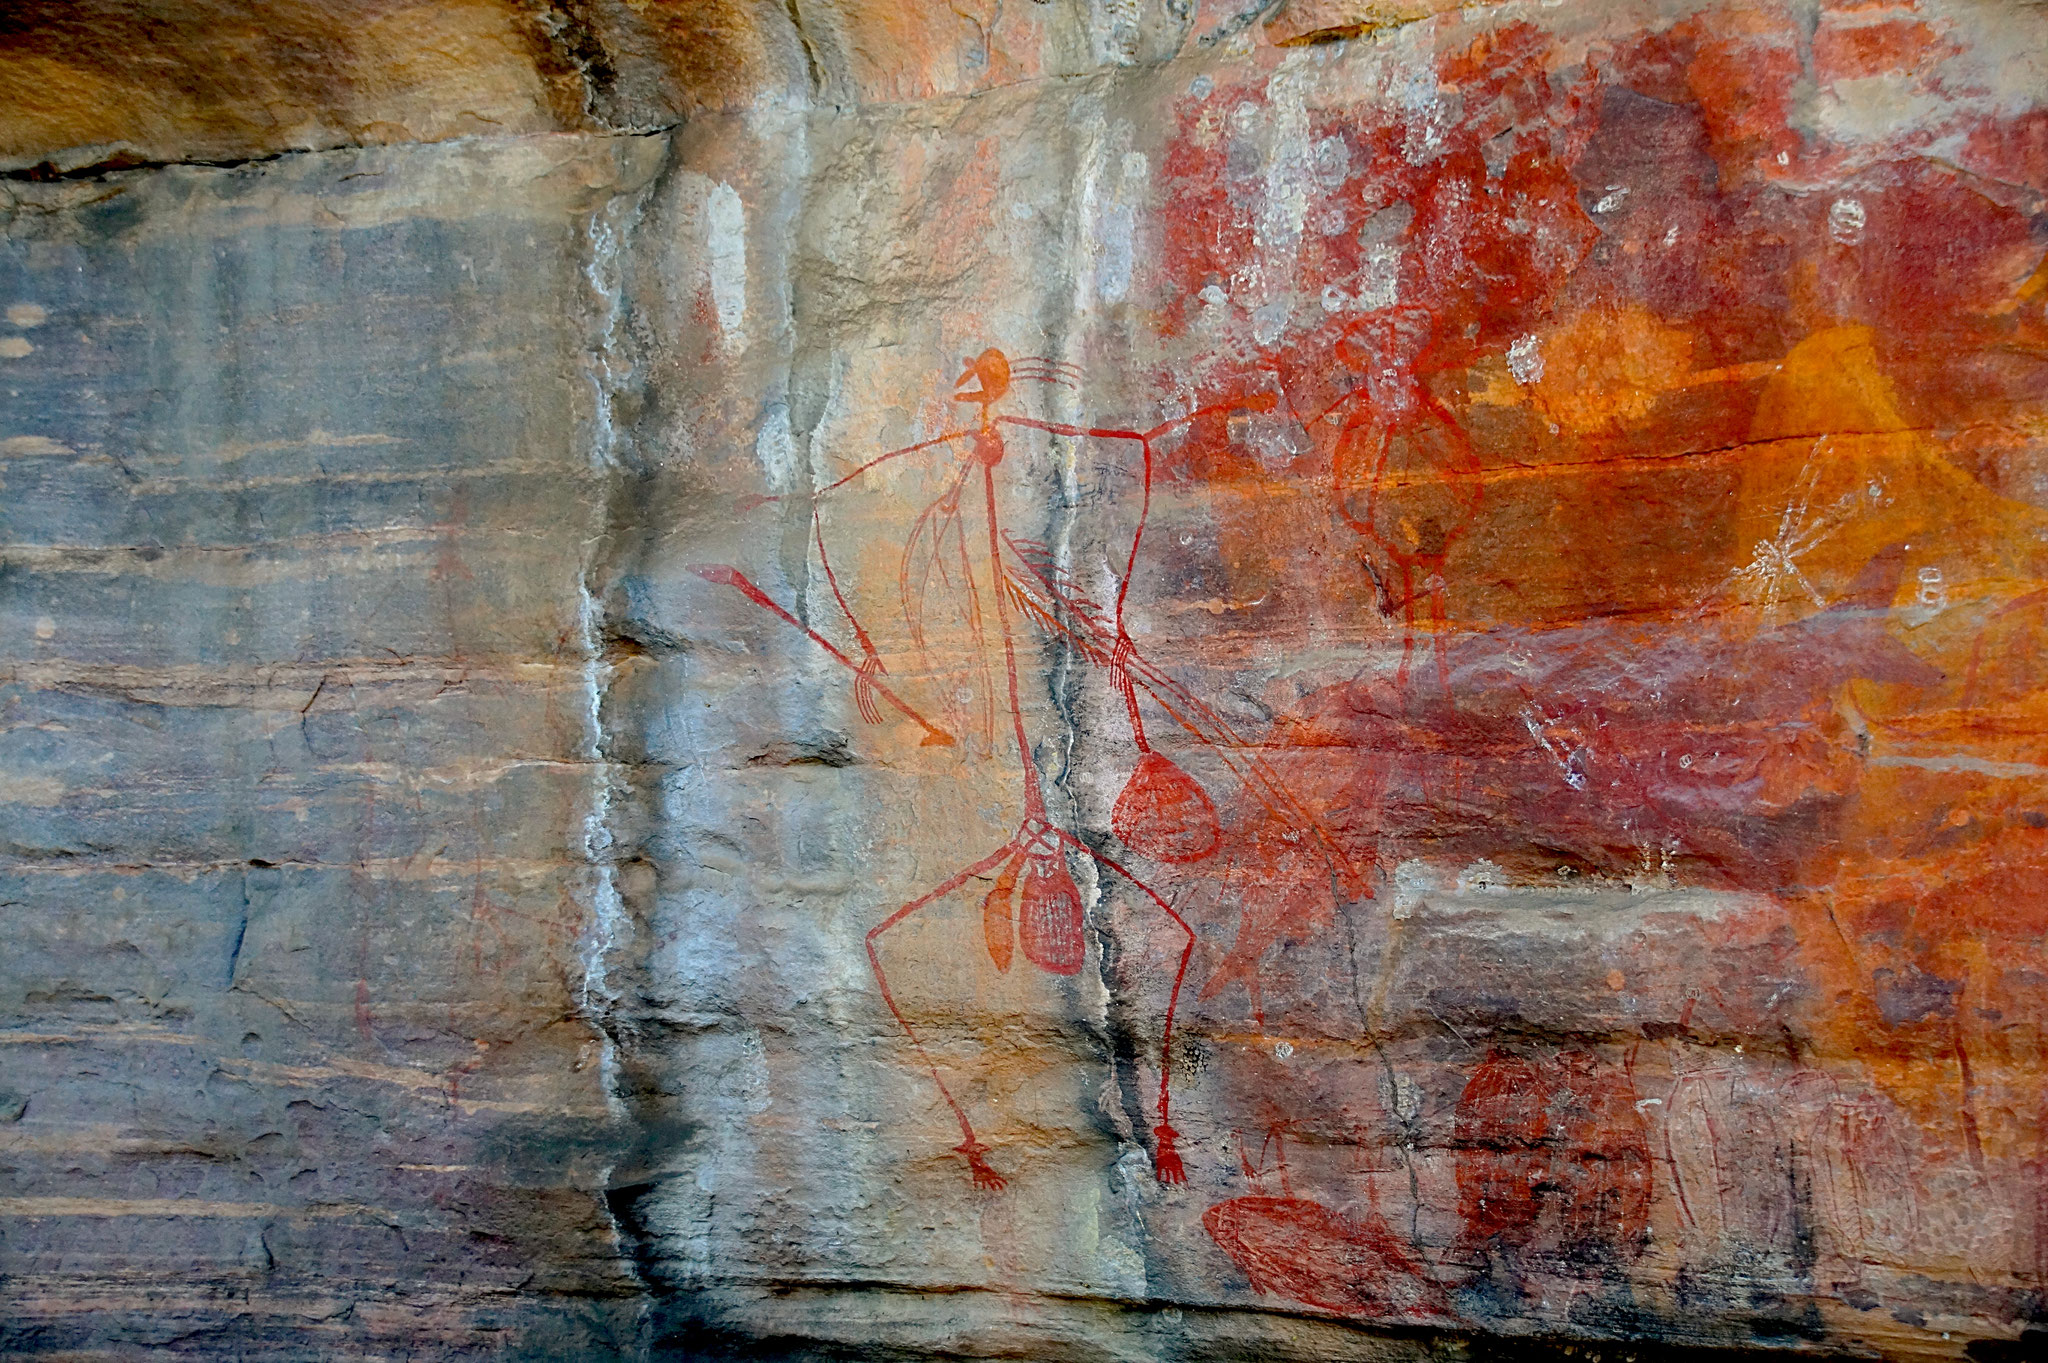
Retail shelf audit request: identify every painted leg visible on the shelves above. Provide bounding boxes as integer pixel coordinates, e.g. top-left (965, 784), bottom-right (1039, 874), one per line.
top-left (866, 842), bottom-right (1020, 1189)
top-left (1059, 831), bottom-right (1196, 1185)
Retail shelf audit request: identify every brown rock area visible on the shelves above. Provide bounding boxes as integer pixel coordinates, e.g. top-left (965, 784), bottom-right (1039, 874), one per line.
top-left (3, 2), bottom-right (2047, 1359)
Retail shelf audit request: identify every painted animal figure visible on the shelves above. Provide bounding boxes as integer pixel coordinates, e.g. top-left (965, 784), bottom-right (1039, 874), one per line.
top-left (1204, 1195), bottom-right (1450, 1320)
top-left (1203, 1127), bottom-right (1449, 1321)
top-left (1317, 305), bottom-right (1483, 691)
top-left (697, 347), bottom-right (1323, 1189)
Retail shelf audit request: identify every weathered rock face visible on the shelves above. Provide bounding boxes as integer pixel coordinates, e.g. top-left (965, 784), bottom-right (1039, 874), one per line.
top-left (3, 2), bottom-right (2047, 1358)
top-left (0, 134), bottom-right (662, 1354)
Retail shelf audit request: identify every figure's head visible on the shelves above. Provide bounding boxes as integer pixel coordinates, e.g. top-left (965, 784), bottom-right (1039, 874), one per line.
top-left (954, 348), bottom-right (1011, 407)
top-left (1336, 305), bottom-right (1436, 375)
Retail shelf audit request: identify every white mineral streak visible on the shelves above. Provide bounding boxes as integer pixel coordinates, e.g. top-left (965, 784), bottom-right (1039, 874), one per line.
top-left (1103, 151), bottom-right (1143, 306)
top-left (707, 181), bottom-right (749, 349)
top-left (1398, 61), bottom-right (1448, 166)
top-left (1391, 858), bottom-right (1437, 920)
top-left (584, 185), bottom-right (643, 474)
top-left (1092, 0), bottom-right (1141, 66)
top-left (1249, 62), bottom-right (1316, 345)
top-left (577, 176), bottom-right (652, 1124)
top-left (1077, 111), bottom-right (1140, 311)
top-left (808, 348), bottom-right (855, 489)
top-left (577, 581), bottom-right (629, 1127)
top-left (1259, 66), bottom-right (1313, 257)
top-left (1457, 858), bottom-right (1507, 892)
top-left (1359, 240), bottom-right (1401, 310)
top-left (1508, 333), bottom-right (1546, 384)
top-left (755, 402), bottom-right (797, 491)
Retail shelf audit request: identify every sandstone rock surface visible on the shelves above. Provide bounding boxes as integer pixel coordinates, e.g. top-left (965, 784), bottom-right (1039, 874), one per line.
top-left (3, 2), bottom-right (2046, 1358)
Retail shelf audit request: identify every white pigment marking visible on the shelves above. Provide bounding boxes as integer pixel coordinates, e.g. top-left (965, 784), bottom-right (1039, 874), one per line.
top-left (1828, 197), bottom-right (1867, 246)
top-left (1097, 200), bottom-right (1135, 305)
top-left (1258, 67), bottom-right (1314, 266)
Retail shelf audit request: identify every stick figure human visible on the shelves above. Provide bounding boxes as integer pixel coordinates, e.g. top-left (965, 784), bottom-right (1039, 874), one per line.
top-left (697, 347), bottom-right (1317, 1188)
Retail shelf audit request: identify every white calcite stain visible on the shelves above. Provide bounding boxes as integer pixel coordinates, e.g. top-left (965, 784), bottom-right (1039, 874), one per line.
top-left (1311, 133), bottom-right (1350, 191)
top-left (1358, 242), bottom-right (1401, 310)
top-left (1259, 66), bottom-right (1314, 259)
top-left (1077, 115), bottom-right (1141, 310)
top-left (1221, 60), bottom-right (1324, 345)
top-left (1398, 63), bottom-right (1449, 166)
top-left (1097, 151), bottom-right (1145, 305)
top-left (1457, 858), bottom-right (1507, 892)
top-left (1391, 858), bottom-right (1441, 919)
top-left (1252, 300), bottom-right (1291, 346)
top-left (1092, 0), bottom-right (1140, 66)
top-left (754, 403), bottom-right (797, 492)
top-left (804, 349), bottom-right (858, 491)
top-left (0, 774), bottom-right (66, 806)
top-left (706, 181), bottom-right (748, 350)
top-left (2, 435), bottom-right (69, 456)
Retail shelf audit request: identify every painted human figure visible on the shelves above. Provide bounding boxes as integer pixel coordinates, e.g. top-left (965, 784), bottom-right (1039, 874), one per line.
top-left (698, 348), bottom-right (1282, 1188)
top-left (1322, 305), bottom-right (1483, 691)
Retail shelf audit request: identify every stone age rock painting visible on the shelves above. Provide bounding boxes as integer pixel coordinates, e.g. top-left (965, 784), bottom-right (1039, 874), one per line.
top-left (589, 2), bottom-right (2048, 1356)
top-left (6, 0), bottom-right (2047, 1357)
top-left (696, 348), bottom-right (1292, 1190)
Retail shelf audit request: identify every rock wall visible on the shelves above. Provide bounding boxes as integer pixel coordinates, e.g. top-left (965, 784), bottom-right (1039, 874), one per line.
top-left (3, 2), bottom-right (2047, 1358)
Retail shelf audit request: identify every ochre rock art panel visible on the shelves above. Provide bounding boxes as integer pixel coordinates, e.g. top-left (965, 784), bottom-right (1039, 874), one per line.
top-left (3, 0), bottom-right (2046, 1357)
top-left (625, 4), bottom-right (2048, 1356)
top-left (697, 347), bottom-right (1299, 1190)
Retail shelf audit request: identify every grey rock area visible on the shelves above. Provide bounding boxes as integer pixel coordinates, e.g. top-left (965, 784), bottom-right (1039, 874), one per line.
top-left (1, 137), bottom-right (659, 1355)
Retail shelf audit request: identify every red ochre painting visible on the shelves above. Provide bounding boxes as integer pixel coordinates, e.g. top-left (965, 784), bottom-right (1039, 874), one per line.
top-left (689, 3), bottom-right (2048, 1353)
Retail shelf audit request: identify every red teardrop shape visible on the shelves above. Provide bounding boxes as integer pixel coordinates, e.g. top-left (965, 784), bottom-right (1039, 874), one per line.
top-left (1017, 855), bottom-right (1085, 976)
top-left (982, 853), bottom-right (1021, 973)
top-left (1113, 750), bottom-right (1220, 863)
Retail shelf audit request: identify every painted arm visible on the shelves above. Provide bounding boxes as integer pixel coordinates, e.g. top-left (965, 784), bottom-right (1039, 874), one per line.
top-left (1002, 392), bottom-right (1279, 628)
top-left (727, 428), bottom-right (977, 733)
top-left (811, 512), bottom-right (891, 725)
top-left (690, 564), bottom-right (955, 746)
top-left (738, 428), bottom-right (977, 512)
top-left (1302, 383), bottom-right (1369, 429)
